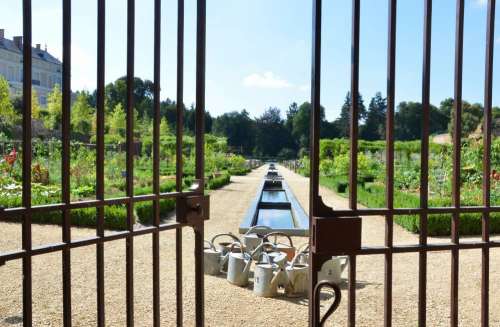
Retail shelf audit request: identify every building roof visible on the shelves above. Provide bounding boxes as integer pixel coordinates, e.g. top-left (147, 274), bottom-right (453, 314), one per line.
top-left (0, 37), bottom-right (61, 65)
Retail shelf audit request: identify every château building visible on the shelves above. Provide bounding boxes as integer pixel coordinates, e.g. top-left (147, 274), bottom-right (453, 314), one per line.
top-left (0, 28), bottom-right (62, 105)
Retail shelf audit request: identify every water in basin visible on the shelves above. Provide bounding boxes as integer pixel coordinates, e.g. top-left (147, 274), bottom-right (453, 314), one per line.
top-left (256, 209), bottom-right (294, 229)
top-left (261, 190), bottom-right (287, 203)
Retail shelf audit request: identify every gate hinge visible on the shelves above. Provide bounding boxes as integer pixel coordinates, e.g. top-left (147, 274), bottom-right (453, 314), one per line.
top-left (176, 195), bottom-right (210, 226)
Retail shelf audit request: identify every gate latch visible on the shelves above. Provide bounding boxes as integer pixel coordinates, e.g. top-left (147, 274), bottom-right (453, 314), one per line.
top-left (311, 216), bottom-right (361, 256)
top-left (176, 195), bottom-right (210, 226)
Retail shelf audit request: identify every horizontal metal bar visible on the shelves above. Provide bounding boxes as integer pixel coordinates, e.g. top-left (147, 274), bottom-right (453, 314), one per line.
top-left (329, 206), bottom-right (500, 217)
top-left (0, 221), bottom-right (187, 263)
top-left (351, 241), bottom-right (500, 256)
top-left (0, 191), bottom-right (196, 218)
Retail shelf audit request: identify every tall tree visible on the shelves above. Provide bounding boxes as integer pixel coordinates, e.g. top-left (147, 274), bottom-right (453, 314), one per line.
top-left (0, 76), bottom-right (19, 128)
top-left (334, 91), bottom-right (366, 138)
top-left (71, 91), bottom-right (95, 140)
top-left (213, 110), bottom-right (255, 154)
top-left (361, 92), bottom-right (387, 140)
top-left (254, 107), bottom-right (293, 157)
top-left (44, 85), bottom-right (62, 129)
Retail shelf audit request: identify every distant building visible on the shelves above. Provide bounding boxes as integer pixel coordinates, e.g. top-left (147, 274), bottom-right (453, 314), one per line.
top-left (0, 28), bottom-right (62, 106)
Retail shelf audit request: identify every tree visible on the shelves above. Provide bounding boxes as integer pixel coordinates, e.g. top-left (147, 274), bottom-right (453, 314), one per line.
top-left (446, 100), bottom-right (483, 137)
top-left (334, 92), bottom-right (367, 138)
top-left (45, 85), bottom-right (62, 129)
top-left (254, 107), bottom-right (294, 157)
top-left (71, 91), bottom-right (95, 140)
top-left (107, 103), bottom-right (126, 143)
top-left (395, 101), bottom-right (446, 140)
top-left (31, 88), bottom-right (41, 120)
top-left (360, 92), bottom-right (386, 140)
top-left (0, 76), bottom-right (19, 128)
top-left (213, 110), bottom-right (255, 154)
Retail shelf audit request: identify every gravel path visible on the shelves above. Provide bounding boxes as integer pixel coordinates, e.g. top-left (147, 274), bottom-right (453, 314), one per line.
top-left (1, 165), bottom-right (499, 326)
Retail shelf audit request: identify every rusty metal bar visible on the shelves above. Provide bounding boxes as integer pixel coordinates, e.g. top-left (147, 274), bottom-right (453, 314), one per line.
top-left (384, 1), bottom-right (397, 325)
top-left (195, 1), bottom-right (206, 325)
top-left (349, 0), bottom-right (360, 211)
top-left (309, 0), bottom-right (322, 324)
top-left (348, 1), bottom-right (360, 325)
top-left (22, 1), bottom-right (33, 325)
top-left (482, 1), bottom-right (495, 326)
top-left (152, 0), bottom-right (161, 325)
top-left (451, 1), bottom-right (464, 326)
top-left (419, 1), bottom-right (432, 325)
top-left (96, 0), bottom-right (106, 325)
top-left (126, 0), bottom-right (135, 325)
top-left (176, 0), bottom-right (185, 325)
top-left (61, 0), bottom-right (73, 324)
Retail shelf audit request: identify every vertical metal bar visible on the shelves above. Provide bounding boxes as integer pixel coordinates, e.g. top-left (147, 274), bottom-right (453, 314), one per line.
top-left (176, 0), bottom-right (185, 325)
top-left (348, 1), bottom-right (360, 326)
top-left (385, 1), bottom-right (396, 326)
top-left (22, 1), bottom-right (33, 325)
top-left (419, 1), bottom-right (432, 325)
top-left (482, 1), bottom-right (495, 326)
top-left (152, 0), bottom-right (161, 325)
top-left (349, 0), bottom-right (360, 210)
top-left (96, 0), bottom-right (106, 325)
top-left (126, 0), bottom-right (135, 325)
top-left (61, 0), bottom-right (72, 325)
top-left (348, 255), bottom-right (356, 327)
top-left (195, 0), bottom-right (206, 325)
top-left (451, 1), bottom-right (464, 326)
top-left (309, 1), bottom-right (322, 325)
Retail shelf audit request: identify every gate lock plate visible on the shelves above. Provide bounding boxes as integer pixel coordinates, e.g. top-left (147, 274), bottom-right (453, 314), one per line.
top-left (176, 195), bottom-right (210, 225)
top-left (311, 216), bottom-right (361, 256)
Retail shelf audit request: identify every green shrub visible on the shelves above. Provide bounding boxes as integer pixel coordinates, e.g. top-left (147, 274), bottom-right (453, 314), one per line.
top-left (207, 172), bottom-right (231, 190)
top-left (135, 199), bottom-right (176, 225)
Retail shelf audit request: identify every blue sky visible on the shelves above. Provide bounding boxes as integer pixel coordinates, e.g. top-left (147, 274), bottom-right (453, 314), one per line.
top-left (1, 0), bottom-right (499, 120)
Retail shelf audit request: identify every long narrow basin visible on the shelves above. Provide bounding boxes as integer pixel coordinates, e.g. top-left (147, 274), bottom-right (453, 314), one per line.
top-left (239, 165), bottom-right (309, 236)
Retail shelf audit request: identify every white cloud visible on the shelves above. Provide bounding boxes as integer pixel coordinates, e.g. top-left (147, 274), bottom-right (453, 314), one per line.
top-left (243, 72), bottom-right (293, 89)
top-left (473, 0), bottom-right (487, 7)
top-left (53, 44), bottom-right (96, 91)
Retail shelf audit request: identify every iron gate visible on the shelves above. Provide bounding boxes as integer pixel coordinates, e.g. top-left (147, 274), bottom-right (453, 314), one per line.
top-left (308, 0), bottom-right (499, 326)
top-left (0, 0), bottom-right (208, 326)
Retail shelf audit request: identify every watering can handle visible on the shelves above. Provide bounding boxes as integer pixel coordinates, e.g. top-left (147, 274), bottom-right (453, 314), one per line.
top-left (263, 232), bottom-right (294, 248)
top-left (245, 225), bottom-right (272, 236)
top-left (250, 241), bottom-right (276, 258)
top-left (220, 252), bottom-right (229, 273)
top-left (296, 243), bottom-right (310, 254)
top-left (256, 251), bottom-right (271, 264)
top-left (210, 233), bottom-right (241, 245)
top-left (290, 250), bottom-right (307, 268)
top-left (204, 240), bottom-right (215, 250)
top-left (313, 281), bottom-right (341, 327)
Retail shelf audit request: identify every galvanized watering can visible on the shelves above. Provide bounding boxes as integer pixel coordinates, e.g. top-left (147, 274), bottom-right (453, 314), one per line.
top-left (253, 252), bottom-right (286, 298)
top-left (318, 255), bottom-right (349, 284)
top-left (203, 233), bottom-right (241, 276)
top-left (226, 242), bottom-right (253, 287)
top-left (285, 244), bottom-right (309, 297)
top-left (242, 225), bottom-right (272, 254)
top-left (263, 231), bottom-right (295, 261)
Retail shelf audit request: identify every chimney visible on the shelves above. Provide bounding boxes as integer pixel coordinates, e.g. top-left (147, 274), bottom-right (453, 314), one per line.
top-left (13, 36), bottom-right (22, 49)
top-left (36, 44), bottom-right (41, 50)
top-left (0, 29), bottom-right (4, 39)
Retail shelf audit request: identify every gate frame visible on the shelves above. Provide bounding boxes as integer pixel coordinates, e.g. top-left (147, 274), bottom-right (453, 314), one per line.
top-left (0, 1), bottom-right (208, 326)
top-left (308, 0), bottom-right (500, 326)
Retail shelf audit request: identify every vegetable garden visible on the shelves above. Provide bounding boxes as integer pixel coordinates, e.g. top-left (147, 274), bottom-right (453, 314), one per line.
top-left (0, 134), bottom-right (250, 229)
top-left (296, 138), bottom-right (500, 236)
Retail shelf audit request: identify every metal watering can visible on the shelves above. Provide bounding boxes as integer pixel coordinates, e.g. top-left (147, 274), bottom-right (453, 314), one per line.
top-left (263, 231), bottom-right (295, 261)
top-left (242, 225), bottom-right (272, 254)
top-left (226, 242), bottom-right (253, 287)
top-left (253, 252), bottom-right (286, 298)
top-left (318, 255), bottom-right (349, 284)
top-left (203, 235), bottom-right (241, 276)
top-left (210, 233), bottom-right (241, 274)
top-left (285, 244), bottom-right (309, 297)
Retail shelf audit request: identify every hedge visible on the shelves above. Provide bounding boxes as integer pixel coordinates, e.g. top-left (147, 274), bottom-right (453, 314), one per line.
top-left (1, 170), bottom-right (236, 230)
top-left (321, 176), bottom-right (500, 236)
